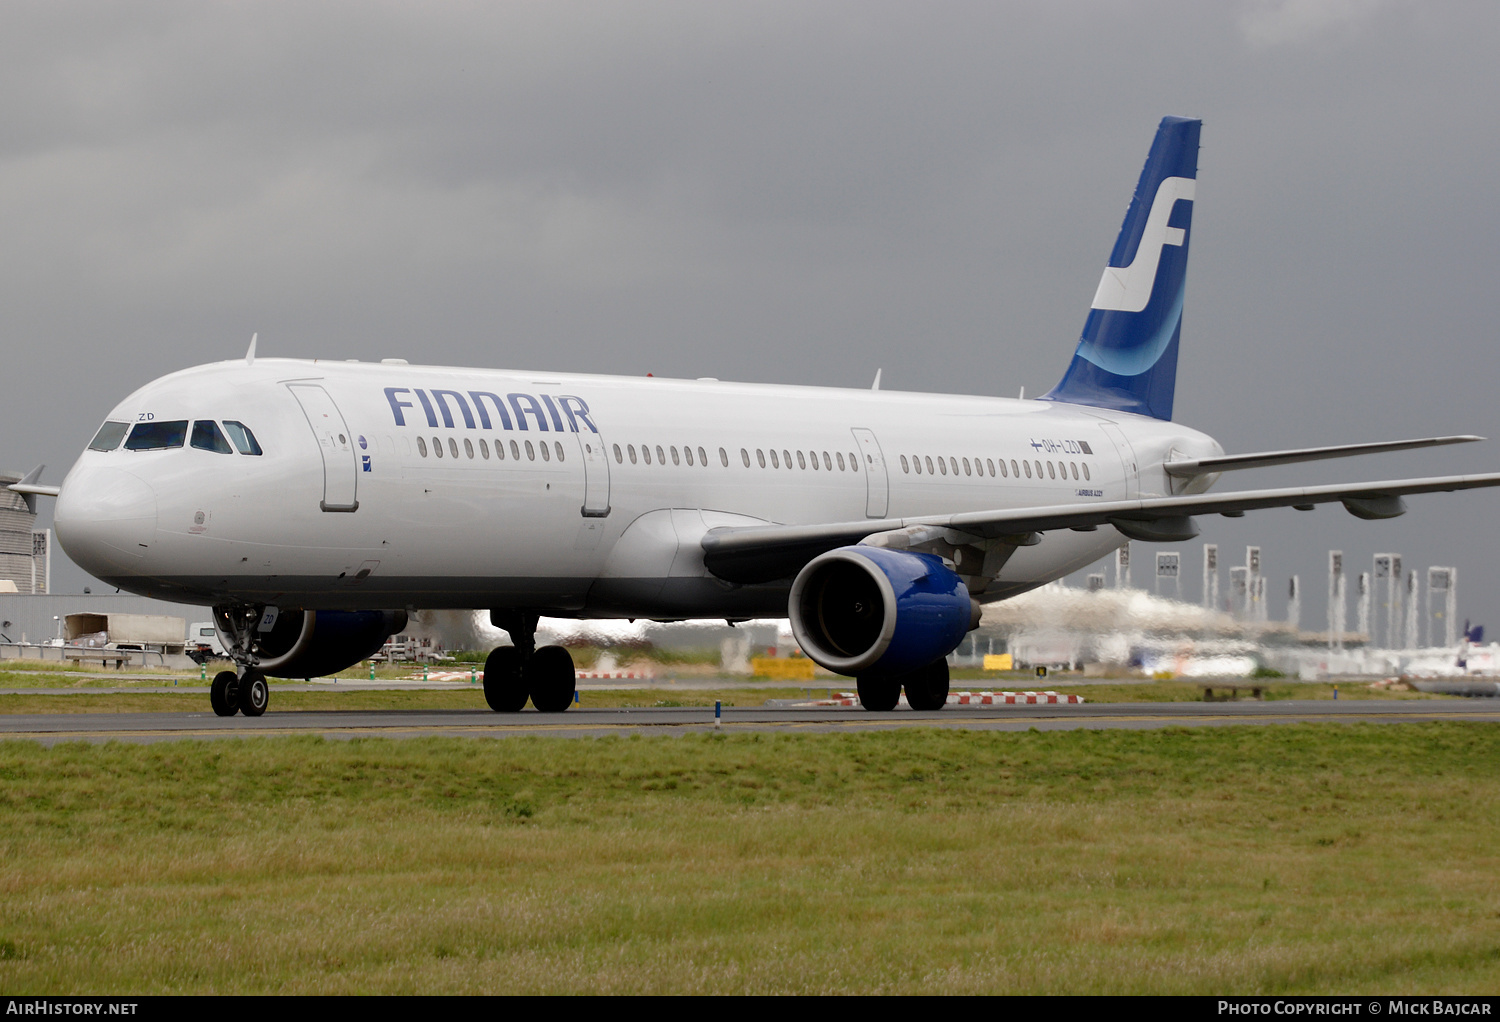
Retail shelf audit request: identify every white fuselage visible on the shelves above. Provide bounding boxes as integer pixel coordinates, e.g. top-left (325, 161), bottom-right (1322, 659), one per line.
top-left (53, 358), bottom-right (1223, 618)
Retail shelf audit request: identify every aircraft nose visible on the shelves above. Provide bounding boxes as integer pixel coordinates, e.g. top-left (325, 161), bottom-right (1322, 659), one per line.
top-left (54, 466), bottom-right (159, 575)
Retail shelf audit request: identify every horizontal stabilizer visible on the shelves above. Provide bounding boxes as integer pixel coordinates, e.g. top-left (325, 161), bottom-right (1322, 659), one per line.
top-left (701, 471), bottom-right (1500, 584)
top-left (1164, 435), bottom-right (1484, 477)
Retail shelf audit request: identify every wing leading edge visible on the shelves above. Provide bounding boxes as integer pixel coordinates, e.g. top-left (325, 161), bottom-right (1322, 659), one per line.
top-left (700, 472), bottom-right (1500, 585)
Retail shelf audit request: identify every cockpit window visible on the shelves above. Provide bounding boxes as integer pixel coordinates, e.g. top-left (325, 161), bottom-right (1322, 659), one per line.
top-left (191, 420), bottom-right (234, 454)
top-left (221, 421), bottom-right (263, 456)
top-left (124, 420), bottom-right (188, 451)
top-left (88, 421), bottom-right (129, 452)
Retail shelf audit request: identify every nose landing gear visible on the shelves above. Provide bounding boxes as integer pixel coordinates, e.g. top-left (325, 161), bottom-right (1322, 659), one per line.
top-left (209, 667), bottom-right (269, 717)
top-left (485, 610), bottom-right (577, 713)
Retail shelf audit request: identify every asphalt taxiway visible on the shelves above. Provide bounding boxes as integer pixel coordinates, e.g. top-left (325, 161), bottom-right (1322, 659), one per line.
top-left (1, 698), bottom-right (1497, 744)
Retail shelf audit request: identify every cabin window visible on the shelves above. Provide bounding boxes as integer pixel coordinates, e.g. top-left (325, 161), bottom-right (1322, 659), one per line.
top-left (740, 448), bottom-right (750, 468)
top-left (627, 444), bottom-right (637, 464)
top-left (699, 447), bottom-right (709, 468)
top-left (124, 420), bottom-right (188, 451)
top-left (1034, 460), bottom-right (1042, 478)
top-left (613, 444), bottom-right (623, 464)
top-left (962, 457), bottom-right (971, 476)
top-left (525, 440), bottom-right (535, 461)
top-left (641, 445), bottom-right (651, 465)
top-left (949, 457), bottom-right (958, 476)
top-left (432, 437), bottom-right (444, 458)
top-left (221, 421), bottom-right (263, 456)
top-left (555, 441), bottom-right (565, 461)
top-left (510, 440), bottom-right (521, 460)
top-left (987, 458), bottom-right (996, 477)
top-left (1023, 461), bottom-right (1031, 478)
top-left (540, 442), bottom-right (551, 462)
top-left (495, 439), bottom-right (506, 460)
top-left (837, 452), bottom-right (846, 471)
top-left (464, 438), bottom-right (474, 459)
top-left (768, 450), bottom-right (778, 468)
top-left (1070, 462), bottom-right (1078, 480)
top-left (758, 449), bottom-right (767, 468)
top-left (721, 448), bottom-right (730, 468)
top-left (684, 446), bottom-right (694, 467)
top-left (670, 446), bottom-right (680, 466)
top-left (782, 449), bottom-right (792, 469)
top-left (1082, 463), bottom-right (1090, 481)
top-left (417, 437), bottom-right (428, 457)
top-left (822, 452), bottom-right (832, 470)
top-left (849, 452), bottom-right (859, 472)
top-left (796, 451), bottom-right (806, 470)
top-left (656, 445), bottom-right (666, 465)
top-left (900, 455), bottom-right (909, 474)
top-left (443, 438), bottom-right (455, 459)
top-left (191, 420), bottom-right (233, 454)
top-left (922, 456), bottom-right (932, 474)
top-left (938, 457), bottom-right (947, 476)
top-left (88, 421), bottom-right (129, 452)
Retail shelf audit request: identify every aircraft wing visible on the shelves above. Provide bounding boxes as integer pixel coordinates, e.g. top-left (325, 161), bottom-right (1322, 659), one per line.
top-left (701, 472), bottom-right (1500, 584)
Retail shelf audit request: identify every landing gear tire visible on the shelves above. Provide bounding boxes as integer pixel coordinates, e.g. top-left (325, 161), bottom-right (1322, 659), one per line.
top-left (483, 646), bottom-right (528, 712)
top-left (239, 670), bottom-right (269, 717)
top-left (210, 670), bottom-right (240, 717)
top-left (856, 674), bottom-right (902, 712)
top-left (527, 645), bottom-right (576, 713)
top-left (902, 659), bottom-right (950, 711)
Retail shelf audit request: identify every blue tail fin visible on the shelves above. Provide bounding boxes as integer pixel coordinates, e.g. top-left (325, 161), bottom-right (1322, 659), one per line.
top-left (1041, 116), bottom-right (1201, 421)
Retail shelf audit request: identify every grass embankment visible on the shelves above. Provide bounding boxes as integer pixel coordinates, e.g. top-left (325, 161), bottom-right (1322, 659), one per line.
top-left (0, 725), bottom-right (1497, 994)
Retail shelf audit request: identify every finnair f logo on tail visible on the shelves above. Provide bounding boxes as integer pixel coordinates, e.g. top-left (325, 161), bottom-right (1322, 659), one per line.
top-left (1091, 176), bottom-right (1195, 313)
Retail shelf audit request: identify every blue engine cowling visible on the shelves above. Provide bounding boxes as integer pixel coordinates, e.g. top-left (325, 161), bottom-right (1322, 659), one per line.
top-left (246, 609), bottom-right (407, 679)
top-left (789, 546), bottom-right (978, 676)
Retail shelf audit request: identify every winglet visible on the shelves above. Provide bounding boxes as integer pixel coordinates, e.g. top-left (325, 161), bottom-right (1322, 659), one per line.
top-left (245, 332), bottom-right (258, 366)
top-left (871, 368), bottom-right (882, 391)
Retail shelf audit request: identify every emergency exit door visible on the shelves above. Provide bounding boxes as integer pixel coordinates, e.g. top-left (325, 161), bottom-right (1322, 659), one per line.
top-left (851, 427), bottom-right (889, 518)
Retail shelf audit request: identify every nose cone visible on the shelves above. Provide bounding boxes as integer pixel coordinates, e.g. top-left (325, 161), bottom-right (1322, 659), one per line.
top-left (55, 466), bottom-right (159, 576)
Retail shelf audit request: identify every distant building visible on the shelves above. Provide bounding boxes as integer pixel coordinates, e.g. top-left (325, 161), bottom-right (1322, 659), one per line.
top-left (0, 472), bottom-right (49, 594)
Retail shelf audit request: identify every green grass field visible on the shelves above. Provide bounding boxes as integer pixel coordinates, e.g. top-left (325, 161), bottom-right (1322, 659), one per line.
top-left (0, 724), bottom-right (1497, 994)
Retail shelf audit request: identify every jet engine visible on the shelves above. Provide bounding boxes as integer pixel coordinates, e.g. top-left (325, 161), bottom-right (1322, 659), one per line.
top-left (789, 546), bottom-right (979, 677)
top-left (214, 608), bottom-right (407, 679)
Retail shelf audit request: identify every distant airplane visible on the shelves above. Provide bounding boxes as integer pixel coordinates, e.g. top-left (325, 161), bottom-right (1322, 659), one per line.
top-left (17, 117), bottom-right (1499, 717)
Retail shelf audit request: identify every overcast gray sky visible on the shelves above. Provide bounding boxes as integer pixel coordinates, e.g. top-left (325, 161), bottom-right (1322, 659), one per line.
top-left (5, 1), bottom-right (1499, 631)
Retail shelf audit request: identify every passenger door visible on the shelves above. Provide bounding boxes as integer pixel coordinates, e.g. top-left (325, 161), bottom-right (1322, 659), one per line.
top-left (287, 383), bottom-right (359, 512)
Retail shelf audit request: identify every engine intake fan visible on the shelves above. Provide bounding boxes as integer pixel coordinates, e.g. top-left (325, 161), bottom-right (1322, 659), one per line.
top-left (789, 546), bottom-right (979, 677)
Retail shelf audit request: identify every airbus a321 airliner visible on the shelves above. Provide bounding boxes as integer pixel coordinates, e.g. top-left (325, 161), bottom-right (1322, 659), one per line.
top-left (16, 117), bottom-right (1500, 717)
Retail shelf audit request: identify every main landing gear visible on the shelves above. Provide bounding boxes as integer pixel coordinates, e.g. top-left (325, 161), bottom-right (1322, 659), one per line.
top-left (483, 610), bottom-right (576, 713)
top-left (209, 667), bottom-right (269, 718)
top-left (857, 658), bottom-right (950, 712)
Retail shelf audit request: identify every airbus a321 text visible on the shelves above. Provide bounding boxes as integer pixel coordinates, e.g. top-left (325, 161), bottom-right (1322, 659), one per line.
top-left (16, 117), bottom-right (1499, 716)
